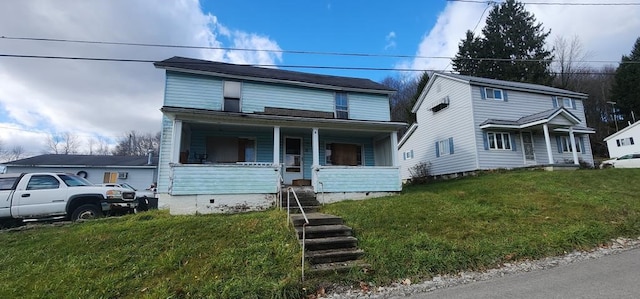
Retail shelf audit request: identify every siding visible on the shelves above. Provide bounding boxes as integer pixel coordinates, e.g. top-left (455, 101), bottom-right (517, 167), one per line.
top-left (605, 123), bottom-right (640, 158)
top-left (171, 165), bottom-right (278, 195)
top-left (399, 76), bottom-right (477, 178)
top-left (164, 72), bottom-right (222, 109)
top-left (157, 116), bottom-right (173, 193)
top-left (348, 93), bottom-right (390, 121)
top-left (241, 82), bottom-right (334, 113)
top-left (316, 166), bottom-right (401, 192)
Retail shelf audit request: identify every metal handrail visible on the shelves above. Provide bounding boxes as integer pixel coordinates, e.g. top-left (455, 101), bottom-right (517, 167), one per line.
top-left (287, 187), bottom-right (309, 282)
top-left (318, 181), bottom-right (325, 206)
top-left (277, 172), bottom-right (284, 209)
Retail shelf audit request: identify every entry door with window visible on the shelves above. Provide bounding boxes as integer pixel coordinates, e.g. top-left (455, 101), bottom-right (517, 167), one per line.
top-left (283, 137), bottom-right (303, 184)
top-left (522, 132), bottom-right (536, 164)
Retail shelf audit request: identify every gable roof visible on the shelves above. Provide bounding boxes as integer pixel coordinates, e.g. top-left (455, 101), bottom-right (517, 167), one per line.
top-left (479, 107), bottom-right (584, 129)
top-left (413, 72), bottom-right (588, 113)
top-left (603, 121), bottom-right (640, 141)
top-left (154, 56), bottom-right (395, 94)
top-left (3, 154), bottom-right (158, 167)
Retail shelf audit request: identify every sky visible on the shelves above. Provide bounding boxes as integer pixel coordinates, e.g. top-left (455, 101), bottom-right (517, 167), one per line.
top-left (0, 0), bottom-right (639, 160)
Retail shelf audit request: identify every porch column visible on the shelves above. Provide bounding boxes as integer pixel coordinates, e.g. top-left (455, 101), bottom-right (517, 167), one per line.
top-left (312, 128), bottom-right (319, 166)
top-left (543, 124), bottom-right (554, 164)
top-left (273, 126), bottom-right (280, 166)
top-left (171, 120), bottom-right (183, 163)
top-left (569, 127), bottom-right (579, 165)
top-left (390, 131), bottom-right (399, 167)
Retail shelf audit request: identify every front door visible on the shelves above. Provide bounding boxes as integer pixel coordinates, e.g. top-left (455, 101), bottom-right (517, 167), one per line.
top-left (283, 137), bottom-right (303, 184)
top-left (521, 131), bottom-right (536, 164)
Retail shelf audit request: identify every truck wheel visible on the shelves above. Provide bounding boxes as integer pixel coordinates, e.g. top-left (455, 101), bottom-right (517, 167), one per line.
top-left (71, 204), bottom-right (102, 221)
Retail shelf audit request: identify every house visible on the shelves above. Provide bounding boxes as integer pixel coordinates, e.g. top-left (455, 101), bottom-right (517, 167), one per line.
top-left (153, 56), bottom-right (405, 214)
top-left (603, 121), bottom-right (640, 158)
top-left (1, 154), bottom-right (158, 191)
top-left (399, 73), bottom-right (595, 181)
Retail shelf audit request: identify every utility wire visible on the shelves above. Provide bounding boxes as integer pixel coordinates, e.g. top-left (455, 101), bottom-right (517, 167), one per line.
top-left (447, 0), bottom-right (640, 5)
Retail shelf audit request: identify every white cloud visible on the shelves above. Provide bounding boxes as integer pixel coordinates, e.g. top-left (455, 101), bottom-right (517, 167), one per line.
top-left (404, 1), bottom-right (640, 74)
top-left (385, 31), bottom-right (397, 50)
top-left (0, 0), bottom-right (282, 157)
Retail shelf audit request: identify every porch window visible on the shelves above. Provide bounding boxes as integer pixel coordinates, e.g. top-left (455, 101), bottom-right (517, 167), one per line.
top-left (325, 143), bottom-right (362, 166)
top-left (560, 136), bottom-right (581, 153)
top-left (223, 81), bottom-right (241, 112)
top-left (335, 92), bottom-right (349, 119)
top-left (488, 132), bottom-right (511, 150)
top-left (206, 137), bottom-right (256, 163)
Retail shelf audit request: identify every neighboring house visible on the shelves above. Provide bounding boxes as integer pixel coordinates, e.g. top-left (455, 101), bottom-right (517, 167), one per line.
top-left (603, 121), bottom-right (640, 158)
top-left (399, 73), bottom-right (595, 180)
top-left (154, 56), bottom-right (405, 214)
top-left (1, 154), bottom-right (158, 191)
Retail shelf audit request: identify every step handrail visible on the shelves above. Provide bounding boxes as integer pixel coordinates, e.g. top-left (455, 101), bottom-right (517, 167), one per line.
top-left (318, 181), bottom-right (325, 206)
top-left (287, 187), bottom-right (309, 282)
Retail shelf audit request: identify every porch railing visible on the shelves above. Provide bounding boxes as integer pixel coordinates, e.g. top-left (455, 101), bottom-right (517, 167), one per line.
top-left (287, 187), bottom-right (309, 282)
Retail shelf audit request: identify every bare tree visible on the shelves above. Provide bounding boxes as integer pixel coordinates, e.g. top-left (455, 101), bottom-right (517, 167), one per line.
top-left (553, 35), bottom-right (591, 89)
top-left (6, 146), bottom-right (25, 161)
top-left (112, 131), bottom-right (160, 156)
top-left (44, 132), bottom-right (81, 154)
top-left (87, 138), bottom-right (111, 155)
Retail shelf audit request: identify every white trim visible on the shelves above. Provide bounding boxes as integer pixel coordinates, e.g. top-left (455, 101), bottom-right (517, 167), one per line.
top-left (603, 121), bottom-right (640, 141)
top-left (398, 123), bottom-right (418, 148)
top-left (272, 126), bottom-right (280, 165)
top-left (569, 127), bottom-right (579, 164)
top-left (391, 131), bottom-right (399, 167)
top-left (171, 120), bottom-right (182, 163)
top-left (543, 124), bottom-right (554, 164)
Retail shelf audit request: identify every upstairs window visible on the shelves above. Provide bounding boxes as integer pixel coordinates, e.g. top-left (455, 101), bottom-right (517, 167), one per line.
top-left (484, 87), bottom-right (503, 100)
top-left (223, 81), bottom-right (241, 112)
top-left (559, 97), bottom-right (574, 109)
top-left (335, 92), bottom-right (348, 119)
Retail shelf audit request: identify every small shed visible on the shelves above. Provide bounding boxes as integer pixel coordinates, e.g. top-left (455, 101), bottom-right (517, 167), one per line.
top-left (604, 121), bottom-right (640, 158)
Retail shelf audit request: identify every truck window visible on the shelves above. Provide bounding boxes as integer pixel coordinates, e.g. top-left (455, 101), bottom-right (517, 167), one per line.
top-left (26, 175), bottom-right (61, 190)
top-left (58, 174), bottom-right (93, 187)
top-left (0, 177), bottom-right (19, 190)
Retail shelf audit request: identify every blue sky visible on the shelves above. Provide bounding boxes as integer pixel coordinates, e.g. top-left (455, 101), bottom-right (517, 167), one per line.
top-left (0, 0), bottom-right (639, 159)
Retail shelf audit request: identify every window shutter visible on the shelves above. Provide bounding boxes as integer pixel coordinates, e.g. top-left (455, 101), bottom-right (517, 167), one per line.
top-left (482, 133), bottom-right (489, 150)
top-left (552, 96), bottom-right (558, 108)
top-left (556, 136), bottom-right (563, 153)
top-left (503, 90), bottom-right (509, 102)
top-left (480, 87), bottom-right (486, 100)
top-left (571, 99), bottom-right (577, 110)
top-left (511, 133), bottom-right (517, 151)
top-left (449, 137), bottom-right (454, 154)
top-left (435, 142), bottom-right (440, 157)
top-left (410, 150), bottom-right (414, 159)
top-left (579, 137), bottom-right (585, 153)
top-left (616, 139), bottom-right (621, 147)
top-left (631, 137), bottom-right (635, 145)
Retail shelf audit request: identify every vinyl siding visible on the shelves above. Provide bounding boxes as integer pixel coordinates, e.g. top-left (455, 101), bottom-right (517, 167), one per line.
top-left (164, 71), bottom-right (222, 109)
top-left (157, 116), bottom-right (173, 193)
top-left (399, 76), bottom-right (477, 178)
top-left (241, 82), bottom-right (334, 113)
top-left (170, 165), bottom-right (278, 195)
top-left (348, 93), bottom-right (390, 121)
top-left (605, 123), bottom-right (640, 158)
top-left (316, 166), bottom-right (401, 192)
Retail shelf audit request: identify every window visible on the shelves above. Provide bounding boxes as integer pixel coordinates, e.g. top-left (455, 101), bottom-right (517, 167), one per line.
top-left (206, 137), bottom-right (256, 163)
top-left (103, 172), bottom-right (118, 183)
top-left (616, 137), bottom-right (635, 147)
top-left (403, 150), bottom-right (414, 160)
top-left (223, 81), bottom-right (241, 112)
top-left (484, 87), bottom-right (503, 100)
top-left (26, 175), bottom-right (60, 190)
top-left (0, 177), bottom-right (19, 190)
top-left (325, 143), bottom-right (362, 166)
top-left (558, 97), bottom-right (574, 109)
top-left (435, 138), bottom-right (454, 157)
top-left (560, 136), bottom-right (582, 153)
top-left (487, 132), bottom-right (511, 150)
top-left (58, 174), bottom-right (92, 187)
top-left (335, 92), bottom-right (348, 119)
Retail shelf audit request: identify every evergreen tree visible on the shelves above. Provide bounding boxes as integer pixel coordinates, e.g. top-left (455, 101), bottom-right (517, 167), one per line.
top-left (611, 37), bottom-right (640, 122)
top-left (452, 0), bottom-right (553, 85)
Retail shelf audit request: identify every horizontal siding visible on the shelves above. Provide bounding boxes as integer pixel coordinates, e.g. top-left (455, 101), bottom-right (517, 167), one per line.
top-left (157, 116), bottom-right (173, 193)
top-left (165, 72), bottom-right (222, 110)
top-left (316, 167), bottom-right (401, 192)
top-left (348, 93), bottom-right (390, 121)
top-left (241, 82), bottom-right (334, 113)
top-left (170, 165), bottom-right (278, 195)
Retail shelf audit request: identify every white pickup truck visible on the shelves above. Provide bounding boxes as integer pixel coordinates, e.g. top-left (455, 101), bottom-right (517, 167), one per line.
top-left (0, 172), bottom-right (137, 227)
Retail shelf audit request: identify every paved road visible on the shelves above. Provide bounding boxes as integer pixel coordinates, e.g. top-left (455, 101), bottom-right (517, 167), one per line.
top-left (397, 248), bottom-right (640, 299)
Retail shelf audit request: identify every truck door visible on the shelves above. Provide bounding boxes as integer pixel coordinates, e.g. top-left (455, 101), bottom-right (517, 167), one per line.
top-left (12, 174), bottom-right (68, 218)
top-left (0, 176), bottom-right (19, 218)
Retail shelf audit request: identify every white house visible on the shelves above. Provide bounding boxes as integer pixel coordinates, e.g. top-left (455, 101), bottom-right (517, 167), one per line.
top-left (603, 121), bottom-right (640, 158)
top-left (399, 73), bottom-right (595, 180)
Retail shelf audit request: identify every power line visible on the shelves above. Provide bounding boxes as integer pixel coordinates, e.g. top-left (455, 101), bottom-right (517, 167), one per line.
top-left (447, 0), bottom-right (640, 5)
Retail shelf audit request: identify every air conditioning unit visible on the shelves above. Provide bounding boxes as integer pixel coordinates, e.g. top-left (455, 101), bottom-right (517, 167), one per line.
top-left (118, 172), bottom-right (129, 179)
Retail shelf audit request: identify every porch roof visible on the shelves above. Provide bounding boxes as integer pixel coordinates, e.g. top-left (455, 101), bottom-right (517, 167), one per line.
top-left (479, 107), bottom-right (583, 130)
top-left (161, 106), bottom-right (407, 132)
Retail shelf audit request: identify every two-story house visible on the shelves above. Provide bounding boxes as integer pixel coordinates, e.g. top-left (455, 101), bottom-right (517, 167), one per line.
top-left (154, 57), bottom-right (405, 214)
top-left (399, 73), bottom-right (595, 180)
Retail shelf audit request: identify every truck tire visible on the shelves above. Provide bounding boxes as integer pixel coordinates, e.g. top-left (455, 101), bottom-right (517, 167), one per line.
top-left (71, 204), bottom-right (102, 221)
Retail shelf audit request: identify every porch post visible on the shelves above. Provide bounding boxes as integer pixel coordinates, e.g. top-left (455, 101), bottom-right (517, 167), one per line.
top-left (543, 124), bottom-right (554, 164)
top-left (390, 131), bottom-right (399, 167)
top-left (312, 128), bottom-right (320, 192)
top-left (569, 127), bottom-right (579, 165)
top-left (273, 126), bottom-right (280, 165)
top-left (171, 120), bottom-right (182, 163)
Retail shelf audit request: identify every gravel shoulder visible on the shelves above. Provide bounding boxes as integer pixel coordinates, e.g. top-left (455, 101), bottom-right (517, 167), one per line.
top-left (324, 237), bottom-right (640, 299)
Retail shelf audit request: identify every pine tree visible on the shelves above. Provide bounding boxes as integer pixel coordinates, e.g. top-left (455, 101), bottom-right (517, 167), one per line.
top-left (452, 0), bottom-right (553, 85)
top-left (610, 37), bottom-right (640, 122)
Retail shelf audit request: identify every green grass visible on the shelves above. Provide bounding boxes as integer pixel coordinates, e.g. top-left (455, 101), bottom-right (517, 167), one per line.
top-left (1, 169), bottom-right (639, 298)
